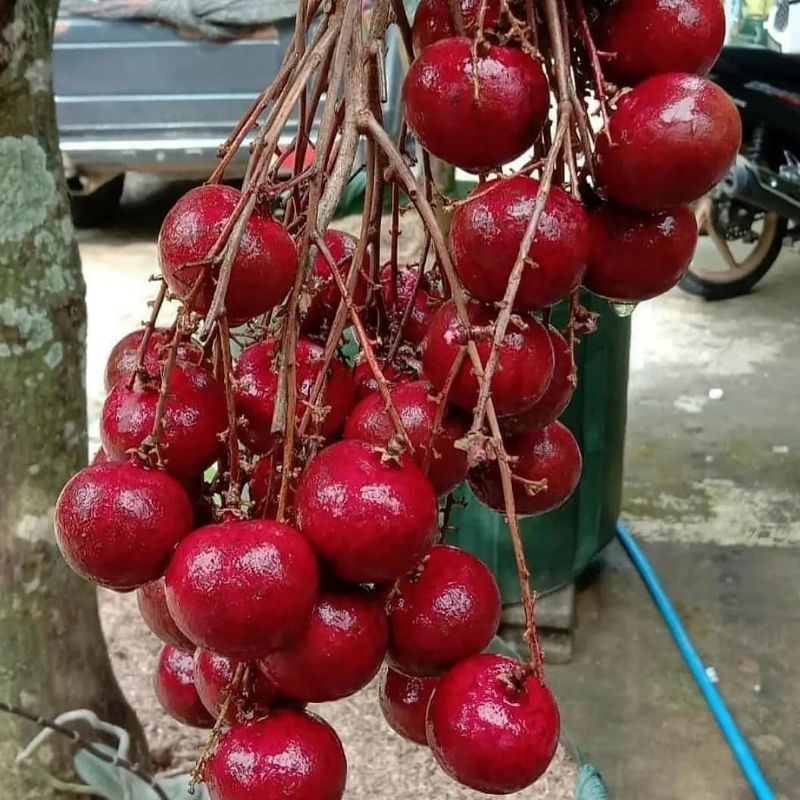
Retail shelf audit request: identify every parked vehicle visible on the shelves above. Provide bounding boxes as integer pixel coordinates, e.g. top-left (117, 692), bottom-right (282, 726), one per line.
top-left (54, 12), bottom-right (403, 227)
top-left (681, 18), bottom-right (800, 298)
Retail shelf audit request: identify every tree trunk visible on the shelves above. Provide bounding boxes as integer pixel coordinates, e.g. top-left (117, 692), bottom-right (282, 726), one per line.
top-left (0, 2), bottom-right (147, 797)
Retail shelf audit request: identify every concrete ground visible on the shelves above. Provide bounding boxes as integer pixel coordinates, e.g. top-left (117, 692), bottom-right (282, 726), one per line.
top-left (79, 176), bottom-right (800, 799)
top-left (548, 243), bottom-right (800, 799)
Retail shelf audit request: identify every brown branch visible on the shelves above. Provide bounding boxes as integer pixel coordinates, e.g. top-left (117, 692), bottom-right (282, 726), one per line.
top-left (570, 0), bottom-right (611, 131)
top-left (470, 109), bottom-right (571, 435)
top-left (422, 345), bottom-right (466, 475)
top-left (365, 113), bottom-right (544, 672)
top-left (190, 663), bottom-right (245, 791)
top-left (447, 0), bottom-right (466, 36)
top-left (218, 317), bottom-right (241, 508)
top-left (128, 280), bottom-right (167, 390)
top-left (314, 233), bottom-right (413, 452)
top-left (0, 702), bottom-right (168, 800)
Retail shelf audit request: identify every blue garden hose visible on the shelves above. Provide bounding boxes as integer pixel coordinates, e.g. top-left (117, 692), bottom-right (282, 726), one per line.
top-left (615, 519), bottom-right (778, 800)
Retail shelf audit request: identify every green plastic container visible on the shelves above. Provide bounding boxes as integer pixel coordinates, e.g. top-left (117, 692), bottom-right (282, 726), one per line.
top-left (446, 292), bottom-right (631, 600)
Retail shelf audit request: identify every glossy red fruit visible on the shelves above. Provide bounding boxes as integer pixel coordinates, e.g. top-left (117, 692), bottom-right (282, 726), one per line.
top-left (595, 0), bottom-right (725, 86)
top-left (234, 337), bottom-right (354, 453)
top-left (159, 184), bottom-right (297, 325)
top-left (153, 645), bottom-right (214, 728)
top-left (450, 176), bottom-right (589, 310)
top-left (422, 300), bottom-right (555, 416)
top-left (165, 519), bottom-right (319, 659)
top-left (498, 326), bottom-right (574, 436)
top-left (303, 229), bottom-right (369, 333)
top-left (388, 545), bottom-right (501, 676)
top-left (469, 421), bottom-right (582, 516)
top-left (344, 380), bottom-right (468, 496)
top-left (100, 362), bottom-right (227, 480)
top-left (137, 577), bottom-right (194, 649)
top-left (403, 38), bottom-right (549, 172)
top-left (585, 203), bottom-right (699, 301)
top-left (91, 448), bottom-right (108, 465)
top-left (380, 264), bottom-right (442, 347)
top-left (103, 328), bottom-right (202, 391)
top-left (412, 0), bottom-right (503, 52)
top-left (595, 73), bottom-right (741, 211)
top-left (353, 360), bottom-right (404, 401)
top-left (296, 440), bottom-right (438, 583)
top-left (55, 462), bottom-right (193, 591)
top-left (378, 666), bottom-right (439, 746)
top-left (260, 587), bottom-right (388, 703)
top-left (427, 654), bottom-right (560, 793)
top-left (248, 448), bottom-right (295, 520)
top-left (194, 649), bottom-right (280, 723)
top-left (205, 711), bottom-right (347, 800)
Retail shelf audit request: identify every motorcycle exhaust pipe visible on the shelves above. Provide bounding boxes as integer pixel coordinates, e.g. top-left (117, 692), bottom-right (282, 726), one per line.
top-left (720, 156), bottom-right (800, 222)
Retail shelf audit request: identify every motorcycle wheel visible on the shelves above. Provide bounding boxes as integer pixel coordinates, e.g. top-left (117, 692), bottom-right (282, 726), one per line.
top-left (679, 195), bottom-right (788, 301)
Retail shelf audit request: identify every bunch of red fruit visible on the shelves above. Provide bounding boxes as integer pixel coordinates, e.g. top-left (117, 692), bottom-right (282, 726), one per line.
top-left (52, 0), bottom-right (738, 795)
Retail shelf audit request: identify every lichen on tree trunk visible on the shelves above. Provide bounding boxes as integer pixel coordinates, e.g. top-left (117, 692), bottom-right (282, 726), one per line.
top-left (0, 2), bottom-right (147, 796)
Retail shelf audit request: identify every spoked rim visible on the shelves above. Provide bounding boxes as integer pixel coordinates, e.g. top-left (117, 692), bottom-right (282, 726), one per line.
top-left (689, 196), bottom-right (782, 285)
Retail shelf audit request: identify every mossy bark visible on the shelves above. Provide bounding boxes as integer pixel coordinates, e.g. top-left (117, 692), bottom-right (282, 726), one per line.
top-left (0, 3), bottom-right (147, 797)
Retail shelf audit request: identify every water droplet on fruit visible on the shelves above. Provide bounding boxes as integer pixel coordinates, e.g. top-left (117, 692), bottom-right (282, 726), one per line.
top-left (609, 300), bottom-right (637, 318)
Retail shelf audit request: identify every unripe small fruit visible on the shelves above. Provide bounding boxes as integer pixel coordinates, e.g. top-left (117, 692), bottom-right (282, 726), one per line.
top-left (153, 645), bottom-right (214, 728)
top-left (55, 462), bottom-right (193, 591)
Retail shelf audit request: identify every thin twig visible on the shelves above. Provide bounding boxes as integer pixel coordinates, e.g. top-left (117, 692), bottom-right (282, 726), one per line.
top-left (0, 702), bottom-right (168, 800)
top-left (128, 281), bottom-right (167, 389)
top-left (470, 110), bottom-right (571, 435)
top-left (314, 233), bottom-right (413, 452)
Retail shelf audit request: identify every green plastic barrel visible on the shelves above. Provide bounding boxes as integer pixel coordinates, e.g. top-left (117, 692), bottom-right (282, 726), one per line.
top-left (446, 292), bottom-right (631, 599)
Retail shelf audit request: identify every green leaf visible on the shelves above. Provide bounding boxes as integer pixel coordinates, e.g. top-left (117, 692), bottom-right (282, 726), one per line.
top-left (73, 748), bottom-right (209, 800)
top-left (574, 764), bottom-right (612, 800)
top-left (335, 170), bottom-right (368, 218)
top-left (485, 634), bottom-right (522, 658)
top-left (73, 748), bottom-right (125, 800)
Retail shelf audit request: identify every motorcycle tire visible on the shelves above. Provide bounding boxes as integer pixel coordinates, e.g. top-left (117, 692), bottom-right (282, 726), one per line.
top-left (680, 213), bottom-right (788, 301)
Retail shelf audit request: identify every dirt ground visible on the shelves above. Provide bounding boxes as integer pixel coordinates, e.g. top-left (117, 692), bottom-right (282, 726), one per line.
top-left (85, 178), bottom-right (578, 799)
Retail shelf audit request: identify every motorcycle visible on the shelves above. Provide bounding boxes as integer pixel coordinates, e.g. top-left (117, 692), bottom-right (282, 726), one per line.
top-left (680, 0), bottom-right (800, 299)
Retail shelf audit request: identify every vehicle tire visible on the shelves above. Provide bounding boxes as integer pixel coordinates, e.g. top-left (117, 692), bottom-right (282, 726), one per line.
top-left (69, 174), bottom-right (125, 229)
top-left (679, 198), bottom-right (788, 301)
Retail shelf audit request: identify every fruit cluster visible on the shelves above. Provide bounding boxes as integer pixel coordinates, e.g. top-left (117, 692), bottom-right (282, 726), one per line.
top-left (52, 0), bottom-right (737, 795)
